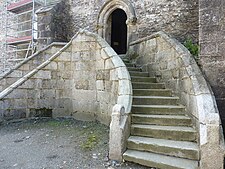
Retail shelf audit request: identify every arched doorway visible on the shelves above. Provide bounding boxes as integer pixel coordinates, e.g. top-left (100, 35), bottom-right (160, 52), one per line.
top-left (110, 9), bottom-right (127, 54)
top-left (97, 0), bottom-right (137, 54)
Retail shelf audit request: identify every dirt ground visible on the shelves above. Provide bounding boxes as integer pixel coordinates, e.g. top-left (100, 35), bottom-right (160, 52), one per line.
top-left (0, 118), bottom-right (150, 169)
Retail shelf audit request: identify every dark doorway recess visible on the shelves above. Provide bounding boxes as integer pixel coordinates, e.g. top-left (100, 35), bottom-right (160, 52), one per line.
top-left (111, 9), bottom-right (127, 54)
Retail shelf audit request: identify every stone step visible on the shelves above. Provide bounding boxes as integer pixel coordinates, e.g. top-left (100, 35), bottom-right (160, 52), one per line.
top-left (132, 82), bottom-right (165, 89)
top-left (127, 136), bottom-right (199, 160)
top-left (123, 150), bottom-right (199, 169)
top-left (131, 124), bottom-right (197, 142)
top-left (122, 60), bottom-right (130, 64)
top-left (127, 67), bottom-right (142, 71)
top-left (129, 71), bottom-right (149, 77)
top-left (125, 63), bottom-right (135, 67)
top-left (132, 105), bottom-right (185, 115)
top-left (133, 96), bottom-right (179, 105)
top-left (120, 55), bottom-right (128, 60)
top-left (131, 76), bottom-right (156, 83)
top-left (131, 114), bottom-right (192, 126)
top-left (133, 89), bottom-right (172, 96)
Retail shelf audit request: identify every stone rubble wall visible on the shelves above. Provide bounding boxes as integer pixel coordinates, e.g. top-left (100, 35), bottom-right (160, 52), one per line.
top-left (128, 31), bottom-right (224, 169)
top-left (0, 0), bottom-right (199, 74)
top-left (36, 1), bottom-right (72, 50)
top-left (67, 0), bottom-right (198, 43)
top-left (199, 0), bottom-right (225, 135)
top-left (0, 30), bottom-right (132, 126)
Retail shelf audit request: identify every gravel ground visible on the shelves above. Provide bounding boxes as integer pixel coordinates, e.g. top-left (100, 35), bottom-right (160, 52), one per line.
top-left (0, 118), bottom-right (150, 169)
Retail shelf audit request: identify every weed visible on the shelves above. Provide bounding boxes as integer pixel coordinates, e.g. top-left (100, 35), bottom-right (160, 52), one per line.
top-left (184, 38), bottom-right (199, 59)
top-left (47, 119), bottom-right (72, 127)
top-left (81, 134), bottom-right (98, 150)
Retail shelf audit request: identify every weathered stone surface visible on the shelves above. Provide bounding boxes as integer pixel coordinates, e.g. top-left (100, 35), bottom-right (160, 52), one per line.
top-left (199, 0), bottom-right (225, 138)
top-left (0, 31), bottom-right (132, 168)
top-left (67, 0), bottom-right (198, 42)
top-left (128, 31), bottom-right (224, 169)
top-left (109, 104), bottom-right (125, 161)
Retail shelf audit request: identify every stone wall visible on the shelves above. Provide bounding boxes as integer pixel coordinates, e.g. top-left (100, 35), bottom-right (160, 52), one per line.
top-left (0, 42), bottom-right (66, 91)
top-left (0, 0), bottom-right (199, 74)
top-left (36, 1), bottom-right (72, 50)
top-left (0, 0), bottom-right (61, 73)
top-left (67, 0), bottom-right (198, 42)
top-left (199, 0), bottom-right (225, 133)
top-left (0, 30), bottom-right (132, 126)
top-left (128, 31), bottom-right (224, 169)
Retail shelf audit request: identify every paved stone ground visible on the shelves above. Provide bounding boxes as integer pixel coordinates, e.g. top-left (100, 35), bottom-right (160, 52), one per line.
top-left (0, 118), bottom-right (151, 169)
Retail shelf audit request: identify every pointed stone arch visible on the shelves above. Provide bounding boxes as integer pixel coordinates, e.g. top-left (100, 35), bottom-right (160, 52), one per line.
top-left (97, 0), bottom-right (137, 48)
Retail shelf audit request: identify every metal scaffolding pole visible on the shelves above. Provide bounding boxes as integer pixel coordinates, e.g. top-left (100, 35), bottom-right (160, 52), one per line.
top-left (2, 0), bottom-right (44, 72)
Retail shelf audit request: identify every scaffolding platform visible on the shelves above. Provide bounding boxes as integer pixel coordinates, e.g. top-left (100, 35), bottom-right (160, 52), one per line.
top-left (7, 36), bottom-right (32, 45)
top-left (0, 0), bottom-right (46, 72)
top-left (7, 0), bottom-right (42, 13)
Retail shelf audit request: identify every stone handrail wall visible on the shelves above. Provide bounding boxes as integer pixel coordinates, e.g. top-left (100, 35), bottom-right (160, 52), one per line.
top-left (0, 30), bottom-right (132, 162)
top-left (128, 31), bottom-right (224, 168)
top-left (0, 42), bottom-right (67, 92)
top-left (0, 29), bottom-right (132, 126)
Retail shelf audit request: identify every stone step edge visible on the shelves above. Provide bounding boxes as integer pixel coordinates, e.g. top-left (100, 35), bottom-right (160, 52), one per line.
top-left (131, 114), bottom-right (191, 119)
top-left (127, 136), bottom-right (199, 160)
top-left (131, 124), bottom-right (196, 132)
top-left (123, 150), bottom-right (199, 169)
top-left (133, 96), bottom-right (179, 99)
top-left (132, 105), bottom-right (185, 108)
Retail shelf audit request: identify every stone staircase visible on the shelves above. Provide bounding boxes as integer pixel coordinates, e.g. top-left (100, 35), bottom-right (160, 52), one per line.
top-left (122, 59), bottom-right (199, 169)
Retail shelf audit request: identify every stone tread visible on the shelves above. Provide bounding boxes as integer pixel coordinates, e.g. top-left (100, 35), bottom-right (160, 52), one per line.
top-left (132, 105), bottom-right (185, 109)
top-left (125, 63), bottom-right (135, 67)
top-left (123, 150), bottom-right (199, 169)
top-left (133, 89), bottom-right (172, 96)
top-left (129, 71), bottom-right (149, 76)
top-left (132, 114), bottom-right (190, 120)
top-left (133, 89), bottom-right (171, 92)
top-left (132, 83), bottom-right (165, 89)
top-left (133, 96), bottom-right (179, 99)
top-left (133, 89), bottom-right (172, 97)
top-left (132, 105), bottom-right (186, 115)
top-left (127, 136), bottom-right (199, 160)
top-left (132, 82), bottom-right (163, 84)
top-left (132, 124), bottom-right (196, 132)
top-left (127, 67), bottom-right (141, 70)
top-left (131, 76), bottom-right (156, 79)
top-left (128, 136), bottom-right (198, 153)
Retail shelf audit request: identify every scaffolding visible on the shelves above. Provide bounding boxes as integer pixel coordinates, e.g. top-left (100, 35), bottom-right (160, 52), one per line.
top-left (1, 0), bottom-right (46, 73)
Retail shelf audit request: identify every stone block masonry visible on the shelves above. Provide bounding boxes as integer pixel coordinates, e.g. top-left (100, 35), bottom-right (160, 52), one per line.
top-left (0, 30), bottom-right (132, 127)
top-left (0, 42), bottom-right (66, 93)
top-left (128, 31), bottom-right (224, 169)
